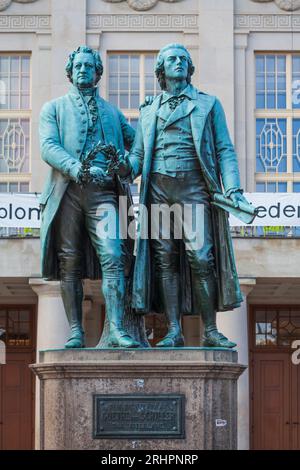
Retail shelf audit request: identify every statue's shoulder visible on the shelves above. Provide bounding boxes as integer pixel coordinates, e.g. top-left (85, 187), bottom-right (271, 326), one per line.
top-left (193, 87), bottom-right (217, 102)
top-left (97, 96), bottom-right (109, 107)
top-left (140, 94), bottom-right (161, 118)
top-left (191, 87), bottom-right (219, 115)
top-left (98, 96), bottom-right (116, 111)
top-left (97, 96), bottom-right (123, 120)
top-left (40, 94), bottom-right (69, 116)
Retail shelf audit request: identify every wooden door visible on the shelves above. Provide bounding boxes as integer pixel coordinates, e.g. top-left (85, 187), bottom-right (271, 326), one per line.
top-left (252, 352), bottom-right (291, 450)
top-left (291, 359), bottom-right (300, 450)
top-left (250, 306), bottom-right (300, 450)
top-left (1, 352), bottom-right (34, 449)
top-left (0, 306), bottom-right (36, 450)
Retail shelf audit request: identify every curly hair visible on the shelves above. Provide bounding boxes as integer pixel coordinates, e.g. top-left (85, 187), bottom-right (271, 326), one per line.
top-left (155, 44), bottom-right (195, 91)
top-left (65, 46), bottom-right (103, 85)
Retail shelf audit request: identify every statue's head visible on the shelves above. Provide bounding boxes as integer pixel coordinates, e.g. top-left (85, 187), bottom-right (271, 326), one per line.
top-left (155, 43), bottom-right (195, 90)
top-left (65, 46), bottom-right (103, 89)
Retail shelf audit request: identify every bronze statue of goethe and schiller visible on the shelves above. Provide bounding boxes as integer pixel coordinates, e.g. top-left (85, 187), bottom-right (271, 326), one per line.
top-left (39, 44), bottom-right (256, 350)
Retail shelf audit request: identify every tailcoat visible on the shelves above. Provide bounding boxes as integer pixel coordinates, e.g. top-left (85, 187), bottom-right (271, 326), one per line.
top-left (39, 85), bottom-right (135, 280)
top-left (128, 86), bottom-right (245, 314)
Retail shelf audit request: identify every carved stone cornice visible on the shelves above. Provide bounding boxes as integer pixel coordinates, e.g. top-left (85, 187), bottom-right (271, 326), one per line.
top-left (103, 0), bottom-right (181, 11)
top-left (235, 13), bottom-right (300, 30)
top-left (0, 14), bottom-right (50, 30)
top-left (0, 0), bottom-right (38, 12)
top-left (251, 0), bottom-right (300, 11)
top-left (87, 13), bottom-right (198, 31)
top-left (31, 362), bottom-right (246, 380)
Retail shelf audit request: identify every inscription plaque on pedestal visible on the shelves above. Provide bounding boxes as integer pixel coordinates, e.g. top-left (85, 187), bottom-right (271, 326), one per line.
top-left (93, 394), bottom-right (185, 439)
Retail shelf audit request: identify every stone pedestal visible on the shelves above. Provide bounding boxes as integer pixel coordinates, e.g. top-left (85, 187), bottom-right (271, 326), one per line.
top-left (31, 349), bottom-right (246, 450)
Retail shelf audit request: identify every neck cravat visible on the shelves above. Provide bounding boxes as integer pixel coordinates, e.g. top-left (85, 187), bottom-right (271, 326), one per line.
top-left (167, 95), bottom-right (187, 111)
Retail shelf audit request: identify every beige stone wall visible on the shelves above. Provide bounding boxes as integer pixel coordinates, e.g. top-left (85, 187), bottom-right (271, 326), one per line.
top-left (1, 0), bottom-right (300, 451)
top-left (0, 0), bottom-right (298, 191)
top-left (1, 237), bottom-right (299, 279)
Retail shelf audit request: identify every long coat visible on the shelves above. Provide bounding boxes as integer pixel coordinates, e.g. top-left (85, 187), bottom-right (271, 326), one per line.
top-left (129, 86), bottom-right (245, 314)
top-left (39, 85), bottom-right (135, 280)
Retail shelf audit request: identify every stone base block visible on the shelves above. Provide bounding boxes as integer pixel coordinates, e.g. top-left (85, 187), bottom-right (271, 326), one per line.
top-left (31, 348), bottom-right (246, 450)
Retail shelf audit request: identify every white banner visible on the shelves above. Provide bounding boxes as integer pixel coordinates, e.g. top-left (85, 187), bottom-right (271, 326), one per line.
top-left (0, 193), bottom-right (41, 228)
top-left (0, 192), bottom-right (299, 228)
top-left (230, 193), bottom-right (300, 227)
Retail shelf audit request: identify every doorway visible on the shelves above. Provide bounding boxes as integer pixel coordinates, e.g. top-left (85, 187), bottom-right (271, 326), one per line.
top-left (0, 305), bottom-right (36, 450)
top-left (250, 305), bottom-right (300, 450)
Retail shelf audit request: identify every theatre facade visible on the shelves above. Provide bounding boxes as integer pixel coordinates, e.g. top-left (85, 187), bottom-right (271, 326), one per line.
top-left (0, 0), bottom-right (300, 450)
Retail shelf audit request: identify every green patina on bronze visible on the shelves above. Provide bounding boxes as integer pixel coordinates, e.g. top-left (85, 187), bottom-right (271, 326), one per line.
top-left (39, 44), bottom-right (256, 351)
top-left (39, 46), bottom-right (139, 349)
top-left (111, 43), bottom-right (257, 349)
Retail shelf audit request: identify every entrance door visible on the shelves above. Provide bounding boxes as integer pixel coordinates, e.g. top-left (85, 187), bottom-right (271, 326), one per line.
top-left (0, 306), bottom-right (36, 450)
top-left (291, 358), bottom-right (300, 450)
top-left (251, 306), bottom-right (300, 450)
top-left (252, 352), bottom-right (291, 449)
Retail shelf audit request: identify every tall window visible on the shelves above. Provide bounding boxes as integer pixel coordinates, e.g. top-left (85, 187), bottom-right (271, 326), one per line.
top-left (0, 54), bottom-right (31, 194)
top-left (255, 53), bottom-right (300, 193)
top-left (108, 52), bottom-right (161, 129)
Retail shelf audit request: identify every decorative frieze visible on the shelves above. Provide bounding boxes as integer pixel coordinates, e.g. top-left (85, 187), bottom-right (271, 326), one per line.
top-left (235, 14), bottom-right (300, 30)
top-left (0, 0), bottom-right (39, 12)
top-left (0, 15), bottom-right (50, 30)
top-left (87, 13), bottom-right (198, 31)
top-left (103, 0), bottom-right (181, 12)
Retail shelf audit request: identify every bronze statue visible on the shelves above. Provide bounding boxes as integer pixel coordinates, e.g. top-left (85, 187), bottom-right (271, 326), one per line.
top-left (111, 44), bottom-right (256, 348)
top-left (39, 46), bottom-right (139, 349)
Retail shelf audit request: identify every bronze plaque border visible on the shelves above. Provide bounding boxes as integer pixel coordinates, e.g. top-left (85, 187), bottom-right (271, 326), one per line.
top-left (93, 394), bottom-right (185, 439)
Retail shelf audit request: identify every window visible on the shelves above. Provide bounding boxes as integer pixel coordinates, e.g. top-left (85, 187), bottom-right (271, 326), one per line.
top-left (255, 53), bottom-right (300, 192)
top-left (108, 53), bottom-right (161, 127)
top-left (0, 181), bottom-right (29, 193)
top-left (0, 307), bottom-right (34, 349)
top-left (255, 309), bottom-right (277, 346)
top-left (254, 307), bottom-right (300, 348)
top-left (0, 54), bottom-right (31, 192)
top-left (256, 181), bottom-right (287, 192)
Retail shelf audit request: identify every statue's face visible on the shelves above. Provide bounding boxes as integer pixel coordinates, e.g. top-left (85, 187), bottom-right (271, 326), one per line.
top-left (72, 52), bottom-right (97, 88)
top-left (162, 47), bottom-right (189, 82)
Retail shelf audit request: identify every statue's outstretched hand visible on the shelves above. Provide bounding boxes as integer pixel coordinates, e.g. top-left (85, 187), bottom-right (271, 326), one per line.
top-left (229, 190), bottom-right (249, 209)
